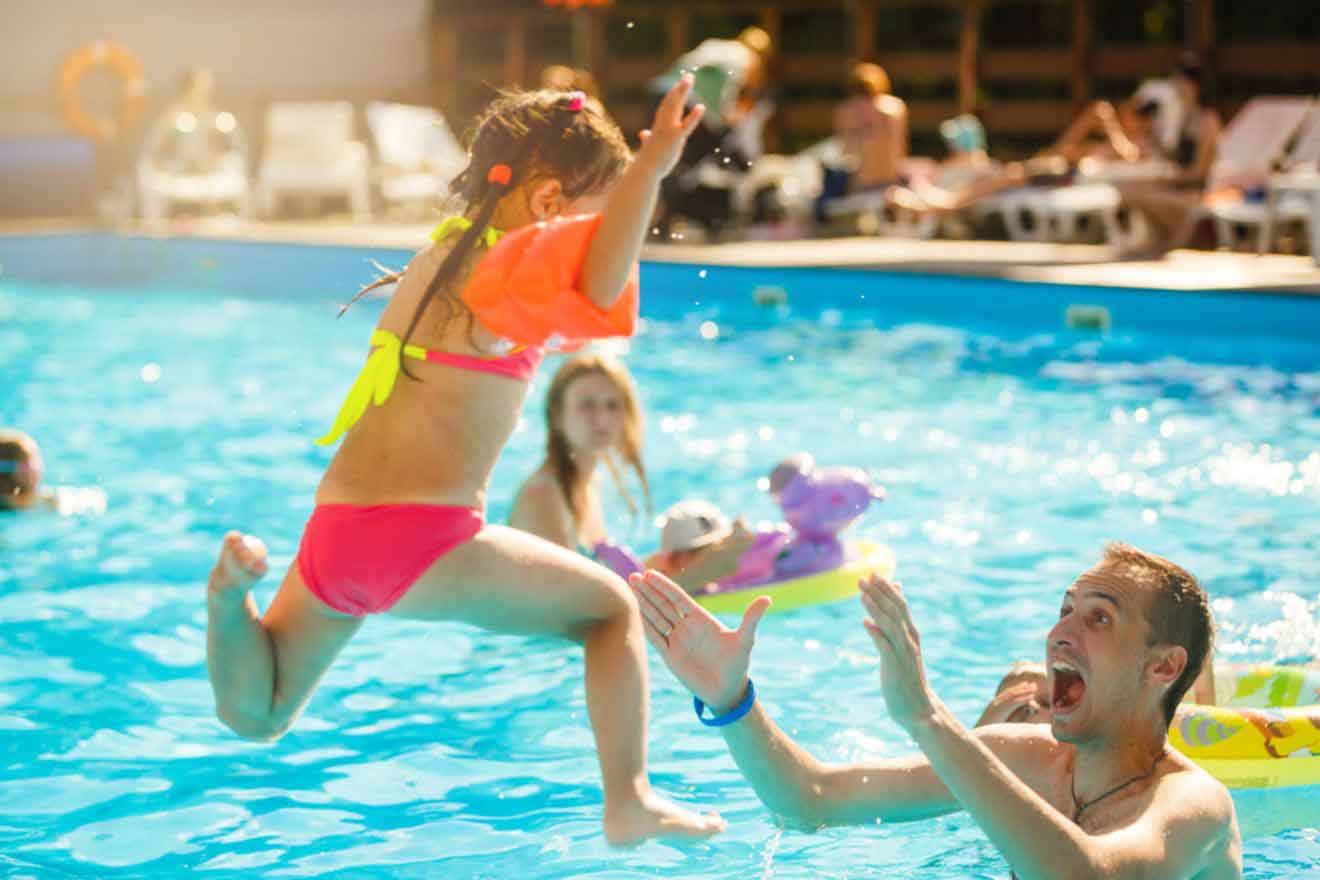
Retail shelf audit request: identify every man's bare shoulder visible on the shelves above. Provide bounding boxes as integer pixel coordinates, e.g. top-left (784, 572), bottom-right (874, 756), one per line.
top-left (1156, 754), bottom-right (1234, 822)
top-left (1152, 757), bottom-right (1241, 879)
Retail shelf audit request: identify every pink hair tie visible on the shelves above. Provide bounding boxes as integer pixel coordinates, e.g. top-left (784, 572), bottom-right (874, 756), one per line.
top-left (566, 91), bottom-right (586, 112)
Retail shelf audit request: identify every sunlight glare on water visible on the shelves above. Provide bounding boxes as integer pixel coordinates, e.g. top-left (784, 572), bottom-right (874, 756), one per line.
top-left (0, 238), bottom-right (1317, 878)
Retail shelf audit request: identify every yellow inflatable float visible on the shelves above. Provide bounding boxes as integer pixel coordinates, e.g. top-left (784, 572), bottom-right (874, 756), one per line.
top-left (1172, 664), bottom-right (1320, 789)
top-left (695, 540), bottom-right (896, 616)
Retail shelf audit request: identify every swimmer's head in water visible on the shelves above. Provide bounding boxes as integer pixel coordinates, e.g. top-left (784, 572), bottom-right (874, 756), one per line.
top-left (544, 353), bottom-right (649, 526)
top-left (1044, 543), bottom-right (1211, 743)
top-left (0, 429), bottom-right (43, 510)
top-left (977, 662), bottom-right (1051, 726)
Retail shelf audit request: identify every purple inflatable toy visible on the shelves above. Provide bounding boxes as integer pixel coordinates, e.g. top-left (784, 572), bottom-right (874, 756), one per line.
top-left (714, 453), bottom-right (885, 591)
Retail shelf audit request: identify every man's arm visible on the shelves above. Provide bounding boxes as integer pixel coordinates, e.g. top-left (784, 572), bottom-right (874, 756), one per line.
top-left (715, 696), bottom-right (962, 828)
top-left (909, 704), bottom-right (1236, 878)
top-left (627, 571), bottom-right (964, 828)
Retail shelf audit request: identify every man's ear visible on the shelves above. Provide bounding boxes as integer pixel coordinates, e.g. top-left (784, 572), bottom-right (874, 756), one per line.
top-left (1147, 645), bottom-right (1188, 690)
top-left (527, 179), bottom-right (565, 220)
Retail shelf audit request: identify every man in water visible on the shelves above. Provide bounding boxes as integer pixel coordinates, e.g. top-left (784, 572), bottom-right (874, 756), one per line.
top-left (631, 542), bottom-right (1241, 878)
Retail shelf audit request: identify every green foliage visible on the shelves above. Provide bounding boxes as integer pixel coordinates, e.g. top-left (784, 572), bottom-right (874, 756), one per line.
top-left (1216, 2), bottom-right (1320, 41)
top-left (1094, 0), bottom-right (1184, 45)
top-left (983, 0), bottom-right (1072, 47)
top-left (874, 4), bottom-right (962, 51)
top-left (780, 9), bottom-right (848, 55)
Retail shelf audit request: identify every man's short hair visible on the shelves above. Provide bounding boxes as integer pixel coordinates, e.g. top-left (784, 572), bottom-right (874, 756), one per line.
top-left (1102, 543), bottom-right (1213, 726)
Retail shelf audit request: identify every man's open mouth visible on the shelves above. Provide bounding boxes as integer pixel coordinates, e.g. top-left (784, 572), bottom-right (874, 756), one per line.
top-left (1051, 661), bottom-right (1087, 714)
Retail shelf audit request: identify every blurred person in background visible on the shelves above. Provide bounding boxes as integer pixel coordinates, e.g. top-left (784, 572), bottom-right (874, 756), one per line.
top-left (140, 68), bottom-right (246, 178)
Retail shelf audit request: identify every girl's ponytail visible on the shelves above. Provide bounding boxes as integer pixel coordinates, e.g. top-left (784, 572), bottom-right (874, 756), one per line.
top-left (394, 163), bottom-right (513, 380)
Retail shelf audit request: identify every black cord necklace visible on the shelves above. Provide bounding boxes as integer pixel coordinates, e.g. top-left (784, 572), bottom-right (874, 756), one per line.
top-left (1071, 750), bottom-right (1166, 825)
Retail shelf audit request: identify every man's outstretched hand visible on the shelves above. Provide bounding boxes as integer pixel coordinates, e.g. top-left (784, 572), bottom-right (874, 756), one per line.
top-left (629, 570), bottom-right (771, 715)
top-left (860, 574), bottom-right (939, 733)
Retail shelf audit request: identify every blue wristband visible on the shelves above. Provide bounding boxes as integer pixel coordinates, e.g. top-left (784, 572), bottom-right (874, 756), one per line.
top-left (694, 680), bottom-right (756, 727)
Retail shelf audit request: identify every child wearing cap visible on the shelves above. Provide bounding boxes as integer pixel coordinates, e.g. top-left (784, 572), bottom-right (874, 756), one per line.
top-left (644, 500), bottom-right (756, 593)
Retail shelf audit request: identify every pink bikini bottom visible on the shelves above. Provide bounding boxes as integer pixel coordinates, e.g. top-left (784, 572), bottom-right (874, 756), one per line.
top-left (296, 504), bottom-right (484, 616)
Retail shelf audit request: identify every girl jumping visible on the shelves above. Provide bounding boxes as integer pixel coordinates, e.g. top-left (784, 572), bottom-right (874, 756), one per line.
top-left (206, 78), bottom-right (720, 844)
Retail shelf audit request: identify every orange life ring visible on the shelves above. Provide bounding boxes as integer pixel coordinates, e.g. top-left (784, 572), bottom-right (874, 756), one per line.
top-left (56, 42), bottom-right (146, 142)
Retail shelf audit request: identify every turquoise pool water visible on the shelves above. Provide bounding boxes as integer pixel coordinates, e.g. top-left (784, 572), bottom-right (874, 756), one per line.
top-left (1, 234), bottom-right (1318, 878)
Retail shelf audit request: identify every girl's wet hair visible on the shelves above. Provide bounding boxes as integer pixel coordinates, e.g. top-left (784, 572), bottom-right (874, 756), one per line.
top-left (344, 90), bottom-right (631, 380)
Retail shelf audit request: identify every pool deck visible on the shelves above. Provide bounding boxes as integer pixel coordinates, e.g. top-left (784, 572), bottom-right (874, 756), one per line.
top-left (4, 217), bottom-right (1320, 295)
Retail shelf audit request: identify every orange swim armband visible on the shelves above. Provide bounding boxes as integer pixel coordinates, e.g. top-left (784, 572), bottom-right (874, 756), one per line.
top-left (461, 213), bottom-right (639, 351)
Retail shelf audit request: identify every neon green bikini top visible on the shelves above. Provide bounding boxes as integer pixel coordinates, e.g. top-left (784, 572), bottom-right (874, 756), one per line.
top-left (316, 217), bottom-right (545, 447)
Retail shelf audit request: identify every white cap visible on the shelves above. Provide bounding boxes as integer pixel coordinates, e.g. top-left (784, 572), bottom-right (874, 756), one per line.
top-left (658, 500), bottom-right (731, 553)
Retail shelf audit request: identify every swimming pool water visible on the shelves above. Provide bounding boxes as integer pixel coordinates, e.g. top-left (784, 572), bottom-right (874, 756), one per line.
top-left (1, 235), bottom-right (1318, 878)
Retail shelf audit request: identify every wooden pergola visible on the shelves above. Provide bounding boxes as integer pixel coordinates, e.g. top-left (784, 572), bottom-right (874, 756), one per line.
top-left (430, 0), bottom-right (1314, 153)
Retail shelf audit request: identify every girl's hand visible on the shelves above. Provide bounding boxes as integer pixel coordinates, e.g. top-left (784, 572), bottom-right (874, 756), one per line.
top-left (636, 74), bottom-right (706, 180)
top-left (629, 569), bottom-right (769, 714)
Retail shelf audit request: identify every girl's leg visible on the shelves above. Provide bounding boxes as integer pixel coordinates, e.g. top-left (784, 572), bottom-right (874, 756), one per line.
top-left (388, 524), bottom-right (725, 845)
top-left (207, 531), bottom-right (362, 741)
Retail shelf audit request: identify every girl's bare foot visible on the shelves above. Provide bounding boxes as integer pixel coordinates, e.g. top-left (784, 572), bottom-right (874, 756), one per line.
top-left (208, 531), bottom-right (269, 602)
top-left (603, 790), bottom-right (726, 847)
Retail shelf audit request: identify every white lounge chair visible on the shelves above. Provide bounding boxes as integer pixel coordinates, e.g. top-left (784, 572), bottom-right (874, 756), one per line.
top-left (983, 182), bottom-right (1128, 244)
top-left (1210, 103), bottom-right (1320, 253)
top-left (136, 108), bottom-right (251, 220)
top-left (256, 101), bottom-right (371, 220)
top-left (989, 97), bottom-right (1315, 247)
top-left (366, 102), bottom-right (467, 218)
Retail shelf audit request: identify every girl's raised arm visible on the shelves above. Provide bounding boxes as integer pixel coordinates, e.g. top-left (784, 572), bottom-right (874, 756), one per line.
top-left (580, 75), bottom-right (705, 310)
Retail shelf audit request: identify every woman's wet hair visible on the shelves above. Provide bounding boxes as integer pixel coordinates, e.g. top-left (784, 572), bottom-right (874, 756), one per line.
top-left (343, 89), bottom-right (631, 379)
top-left (543, 353), bottom-right (650, 528)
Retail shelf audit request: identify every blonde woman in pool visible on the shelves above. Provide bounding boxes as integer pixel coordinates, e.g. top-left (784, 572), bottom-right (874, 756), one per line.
top-left (509, 356), bottom-right (754, 592)
top-left (510, 352), bottom-right (650, 558)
